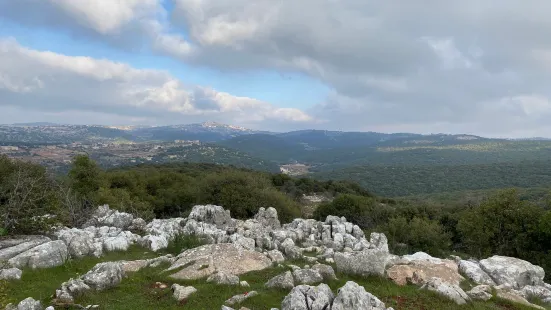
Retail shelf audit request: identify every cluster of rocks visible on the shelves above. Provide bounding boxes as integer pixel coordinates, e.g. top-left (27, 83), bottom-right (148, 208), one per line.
top-left (3, 204), bottom-right (551, 310)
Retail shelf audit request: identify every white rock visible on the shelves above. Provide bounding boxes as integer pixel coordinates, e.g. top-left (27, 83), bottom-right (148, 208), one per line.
top-left (479, 256), bottom-right (545, 289)
top-left (171, 284), bottom-right (197, 301)
top-left (8, 240), bottom-right (68, 269)
top-left (0, 268), bottom-right (22, 280)
top-left (332, 281), bottom-right (387, 310)
top-left (282, 284), bottom-right (334, 310)
top-left (15, 297), bottom-right (42, 310)
top-left (420, 277), bottom-right (470, 305)
top-left (466, 285), bottom-right (493, 301)
top-left (459, 260), bottom-right (496, 286)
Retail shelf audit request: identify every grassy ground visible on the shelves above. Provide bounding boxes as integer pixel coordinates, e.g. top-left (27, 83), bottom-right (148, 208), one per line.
top-left (2, 244), bottom-right (551, 310)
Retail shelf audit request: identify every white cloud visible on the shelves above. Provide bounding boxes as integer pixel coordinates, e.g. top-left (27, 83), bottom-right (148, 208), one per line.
top-left (0, 39), bottom-right (314, 127)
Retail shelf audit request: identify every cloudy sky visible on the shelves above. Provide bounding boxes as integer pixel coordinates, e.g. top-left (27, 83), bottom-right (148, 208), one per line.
top-left (1, 0), bottom-right (551, 137)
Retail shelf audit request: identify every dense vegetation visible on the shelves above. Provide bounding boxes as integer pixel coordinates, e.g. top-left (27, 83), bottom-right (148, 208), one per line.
top-left (2, 154), bottom-right (551, 280)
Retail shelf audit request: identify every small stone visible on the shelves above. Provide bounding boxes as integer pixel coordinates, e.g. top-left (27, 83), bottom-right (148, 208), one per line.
top-left (0, 268), bottom-right (22, 281)
top-left (207, 272), bottom-right (240, 285)
top-left (225, 291), bottom-right (258, 305)
top-left (171, 284), bottom-right (198, 301)
top-left (293, 269), bottom-right (324, 285)
top-left (240, 281), bottom-right (250, 287)
top-left (265, 271), bottom-right (295, 290)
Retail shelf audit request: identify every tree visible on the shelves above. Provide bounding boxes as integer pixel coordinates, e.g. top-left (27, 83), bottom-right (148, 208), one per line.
top-left (0, 156), bottom-right (58, 234)
top-left (68, 155), bottom-right (104, 202)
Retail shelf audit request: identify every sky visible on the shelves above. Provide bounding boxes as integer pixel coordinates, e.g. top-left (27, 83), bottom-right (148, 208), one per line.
top-left (1, 1), bottom-right (551, 138)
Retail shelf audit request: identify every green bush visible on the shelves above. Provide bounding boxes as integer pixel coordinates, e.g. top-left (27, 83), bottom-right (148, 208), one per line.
top-left (164, 234), bottom-right (208, 255)
top-left (382, 216), bottom-right (451, 256)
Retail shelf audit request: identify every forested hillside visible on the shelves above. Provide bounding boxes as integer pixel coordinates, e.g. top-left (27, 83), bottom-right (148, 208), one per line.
top-left (2, 155), bottom-right (551, 281)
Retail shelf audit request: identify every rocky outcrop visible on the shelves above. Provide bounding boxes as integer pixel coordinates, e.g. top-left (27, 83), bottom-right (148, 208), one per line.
top-left (479, 256), bottom-right (545, 289)
top-left (167, 243), bottom-right (272, 280)
top-left (83, 205), bottom-right (135, 230)
top-left (254, 207), bottom-right (281, 229)
top-left (8, 240), bottom-right (68, 269)
top-left (334, 249), bottom-right (389, 277)
top-left (387, 252), bottom-right (464, 286)
top-left (188, 204), bottom-right (233, 229)
top-left (458, 260), bottom-right (496, 286)
top-left (0, 236), bottom-right (52, 261)
top-left (420, 277), bottom-right (470, 305)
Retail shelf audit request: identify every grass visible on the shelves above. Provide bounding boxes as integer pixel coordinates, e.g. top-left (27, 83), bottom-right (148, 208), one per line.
top-left (2, 246), bottom-right (551, 310)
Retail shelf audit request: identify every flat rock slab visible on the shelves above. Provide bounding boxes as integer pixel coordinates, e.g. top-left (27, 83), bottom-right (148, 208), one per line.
top-left (0, 236), bottom-right (51, 261)
top-left (167, 243), bottom-right (272, 280)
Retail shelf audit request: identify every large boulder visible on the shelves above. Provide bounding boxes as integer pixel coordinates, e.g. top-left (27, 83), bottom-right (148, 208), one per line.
top-left (167, 243), bottom-right (272, 280)
top-left (254, 207), bottom-right (281, 229)
top-left (265, 271), bottom-right (295, 290)
top-left (332, 281), bottom-right (388, 310)
top-left (458, 260), bottom-right (496, 286)
top-left (188, 205), bottom-right (233, 229)
top-left (479, 256), bottom-right (545, 289)
top-left (420, 277), bottom-right (470, 305)
top-left (8, 240), bottom-right (68, 269)
top-left (82, 262), bottom-right (125, 291)
top-left (293, 268), bottom-right (323, 285)
top-left (334, 249), bottom-right (389, 277)
top-left (54, 228), bottom-right (101, 258)
top-left (0, 236), bottom-right (51, 261)
top-left (387, 252), bottom-right (463, 286)
top-left (281, 284), bottom-right (334, 310)
top-left (84, 205), bottom-right (134, 229)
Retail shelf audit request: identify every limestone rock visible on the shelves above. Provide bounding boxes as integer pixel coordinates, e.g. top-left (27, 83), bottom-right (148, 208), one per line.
top-left (207, 272), bottom-right (240, 285)
top-left (84, 205), bottom-right (134, 229)
top-left (281, 284), bottom-right (334, 310)
top-left (293, 268), bottom-right (323, 285)
top-left (167, 243), bottom-right (271, 280)
top-left (311, 263), bottom-right (337, 281)
top-left (267, 250), bottom-right (285, 264)
top-left (497, 289), bottom-right (545, 310)
top-left (102, 236), bottom-right (130, 252)
top-left (387, 252), bottom-right (463, 286)
top-left (225, 291), bottom-right (258, 305)
top-left (138, 235), bottom-right (169, 252)
top-left (521, 285), bottom-right (551, 304)
top-left (82, 262), bottom-right (124, 291)
top-left (254, 207), bottom-right (281, 229)
top-left (265, 271), bottom-right (295, 290)
top-left (334, 249), bottom-right (388, 277)
top-left (188, 204), bottom-right (233, 229)
top-left (480, 256), bottom-right (545, 289)
top-left (0, 236), bottom-right (51, 261)
top-left (466, 285), bottom-right (493, 301)
top-left (15, 297), bottom-right (42, 310)
top-left (8, 240), bottom-right (68, 269)
top-left (55, 278), bottom-right (91, 303)
top-left (420, 277), bottom-right (470, 305)
top-left (332, 281), bottom-right (387, 310)
top-left (0, 268), bottom-right (22, 280)
top-left (459, 260), bottom-right (496, 286)
top-left (171, 284), bottom-right (197, 301)
top-left (55, 228), bottom-right (98, 258)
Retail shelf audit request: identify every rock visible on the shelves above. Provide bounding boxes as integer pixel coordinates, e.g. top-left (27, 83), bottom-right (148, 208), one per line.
top-left (0, 268), bottom-right (22, 280)
top-left (466, 285), bottom-right (493, 301)
top-left (171, 284), bottom-right (197, 301)
top-left (15, 298), bottom-right (42, 310)
top-left (102, 236), bottom-right (130, 252)
top-left (281, 284), bottom-right (334, 310)
top-left (207, 272), bottom-right (240, 285)
top-left (145, 218), bottom-right (185, 242)
top-left (459, 260), bottom-right (496, 286)
top-left (45, 307), bottom-right (54, 310)
top-left (120, 255), bottom-right (175, 273)
top-left (0, 236), bottom-right (51, 261)
top-left (167, 243), bottom-right (272, 280)
top-left (369, 233), bottom-right (389, 253)
top-left (281, 238), bottom-right (302, 259)
top-left (420, 277), bottom-right (470, 305)
top-left (55, 228), bottom-right (99, 258)
top-left (230, 234), bottom-right (256, 251)
top-left (188, 205), bottom-right (233, 229)
top-left (240, 281), bottom-right (250, 287)
top-left (84, 205), bottom-right (134, 229)
top-left (139, 235), bottom-right (168, 252)
top-left (479, 256), bottom-right (545, 289)
top-left (332, 281), bottom-right (387, 310)
top-left (254, 207), bottom-right (281, 229)
top-left (55, 278), bottom-right (91, 303)
top-left (225, 291), bottom-right (258, 305)
top-left (267, 250), bottom-right (285, 264)
top-left (292, 268), bottom-right (323, 285)
top-left (497, 289), bottom-right (545, 310)
top-left (129, 218), bottom-right (147, 232)
top-left (334, 249), bottom-right (389, 277)
top-left (82, 262), bottom-right (124, 291)
top-left (221, 307), bottom-right (234, 310)
top-left (311, 263), bottom-right (337, 281)
top-left (521, 285), bottom-right (551, 303)
top-left (387, 252), bottom-right (463, 286)
top-left (265, 271), bottom-right (295, 290)
top-left (8, 240), bottom-right (68, 269)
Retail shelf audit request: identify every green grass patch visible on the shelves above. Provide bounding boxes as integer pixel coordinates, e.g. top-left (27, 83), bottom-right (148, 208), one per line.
top-left (163, 234), bottom-right (208, 256)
